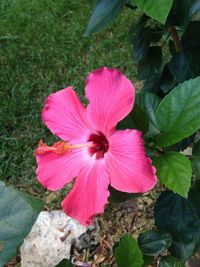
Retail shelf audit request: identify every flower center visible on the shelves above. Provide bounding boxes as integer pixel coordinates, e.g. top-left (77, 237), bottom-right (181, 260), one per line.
top-left (88, 131), bottom-right (109, 159)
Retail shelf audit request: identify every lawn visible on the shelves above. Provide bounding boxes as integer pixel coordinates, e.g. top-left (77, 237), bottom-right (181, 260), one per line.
top-left (0, 0), bottom-right (137, 195)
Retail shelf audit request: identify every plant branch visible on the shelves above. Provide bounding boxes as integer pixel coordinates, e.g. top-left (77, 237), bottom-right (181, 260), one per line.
top-left (168, 26), bottom-right (182, 52)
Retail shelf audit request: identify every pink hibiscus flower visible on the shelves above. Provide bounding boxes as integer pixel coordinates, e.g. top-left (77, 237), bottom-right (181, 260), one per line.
top-left (36, 67), bottom-right (157, 226)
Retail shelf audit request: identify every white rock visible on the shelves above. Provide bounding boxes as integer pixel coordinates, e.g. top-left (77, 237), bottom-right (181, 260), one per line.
top-left (20, 210), bottom-right (87, 267)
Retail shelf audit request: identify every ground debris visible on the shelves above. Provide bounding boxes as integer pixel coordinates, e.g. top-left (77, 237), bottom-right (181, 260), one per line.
top-left (72, 189), bottom-right (157, 266)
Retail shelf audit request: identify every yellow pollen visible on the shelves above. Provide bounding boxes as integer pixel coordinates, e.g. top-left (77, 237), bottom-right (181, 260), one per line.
top-left (36, 140), bottom-right (94, 155)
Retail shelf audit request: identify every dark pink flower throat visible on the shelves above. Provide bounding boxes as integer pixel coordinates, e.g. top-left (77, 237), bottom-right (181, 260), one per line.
top-left (88, 132), bottom-right (109, 159)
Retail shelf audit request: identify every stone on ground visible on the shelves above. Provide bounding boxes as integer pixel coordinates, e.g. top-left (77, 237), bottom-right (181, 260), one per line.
top-left (20, 210), bottom-right (87, 267)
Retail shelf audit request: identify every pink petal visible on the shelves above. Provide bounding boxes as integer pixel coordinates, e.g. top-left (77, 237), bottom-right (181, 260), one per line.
top-left (36, 149), bottom-right (90, 191)
top-left (85, 67), bottom-right (135, 135)
top-left (62, 158), bottom-right (110, 226)
top-left (42, 87), bottom-right (90, 142)
top-left (106, 129), bottom-right (157, 193)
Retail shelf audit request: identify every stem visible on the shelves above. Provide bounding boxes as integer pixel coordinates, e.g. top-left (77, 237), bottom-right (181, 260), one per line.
top-left (168, 26), bottom-right (182, 52)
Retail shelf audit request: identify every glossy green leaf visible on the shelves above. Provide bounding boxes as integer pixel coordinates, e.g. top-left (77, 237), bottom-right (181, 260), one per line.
top-left (158, 256), bottom-right (184, 267)
top-left (133, 0), bottom-right (173, 24)
top-left (130, 15), bottom-right (152, 62)
top-left (56, 259), bottom-right (73, 267)
top-left (156, 77), bottom-right (200, 147)
top-left (133, 27), bottom-right (152, 62)
top-left (160, 64), bottom-right (176, 94)
top-left (117, 103), bottom-right (149, 133)
top-left (173, 0), bottom-right (200, 26)
top-left (115, 234), bottom-right (144, 267)
top-left (142, 72), bottom-right (162, 93)
top-left (169, 54), bottom-right (200, 84)
top-left (85, 0), bottom-right (125, 35)
top-left (136, 92), bottom-right (161, 138)
top-left (166, 0), bottom-right (198, 26)
top-left (125, 0), bottom-right (137, 8)
top-left (188, 180), bottom-right (200, 218)
top-left (153, 152), bottom-right (192, 197)
top-left (129, 15), bottom-right (149, 43)
top-left (131, 104), bottom-right (149, 133)
top-left (0, 182), bottom-right (44, 266)
top-left (136, 92), bottom-right (160, 128)
top-left (182, 21), bottom-right (200, 52)
top-left (186, 0), bottom-right (200, 23)
top-left (155, 190), bottom-right (200, 262)
top-left (192, 140), bottom-right (200, 177)
top-left (169, 22), bottom-right (200, 83)
top-left (109, 186), bottom-right (140, 203)
top-left (138, 230), bottom-right (172, 256)
top-left (138, 46), bottom-right (162, 80)
top-left (168, 51), bottom-right (193, 83)
top-left (143, 255), bottom-right (154, 267)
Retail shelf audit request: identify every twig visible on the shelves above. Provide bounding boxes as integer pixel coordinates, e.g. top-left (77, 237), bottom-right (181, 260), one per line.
top-left (168, 26), bottom-right (182, 52)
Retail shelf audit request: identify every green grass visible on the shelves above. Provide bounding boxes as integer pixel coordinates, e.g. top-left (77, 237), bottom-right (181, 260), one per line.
top-left (0, 0), bottom-right (137, 195)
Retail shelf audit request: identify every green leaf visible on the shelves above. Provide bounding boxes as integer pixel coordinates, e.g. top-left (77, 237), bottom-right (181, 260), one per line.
top-left (168, 51), bottom-right (193, 83)
top-left (133, 27), bottom-right (152, 62)
top-left (143, 255), bottom-right (154, 267)
top-left (188, 180), bottom-right (200, 218)
top-left (158, 256), bottom-right (185, 267)
top-left (85, 0), bottom-right (125, 35)
top-left (138, 230), bottom-right (172, 256)
top-left (129, 14), bottom-right (149, 43)
top-left (130, 15), bottom-right (152, 62)
top-left (0, 182), bottom-right (44, 266)
top-left (182, 21), bottom-right (200, 52)
top-left (133, 0), bottom-right (173, 24)
top-left (131, 104), bottom-right (149, 133)
top-left (159, 64), bottom-right (176, 94)
top-left (114, 234), bottom-right (144, 267)
top-left (125, 0), bottom-right (137, 8)
top-left (155, 190), bottom-right (200, 262)
top-left (117, 103), bottom-right (149, 133)
top-left (166, 0), bottom-right (198, 26)
top-left (138, 46), bottom-right (162, 80)
top-left (109, 186), bottom-right (140, 203)
top-left (186, 0), bottom-right (200, 23)
top-left (169, 22), bottom-right (200, 83)
top-left (156, 77), bottom-right (200, 147)
top-left (167, 0), bottom-right (200, 26)
top-left (56, 259), bottom-right (73, 267)
top-left (136, 92), bottom-right (161, 138)
top-left (153, 152), bottom-right (192, 197)
top-left (136, 92), bottom-right (161, 128)
top-left (192, 140), bottom-right (200, 177)
top-left (142, 72), bottom-right (162, 93)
